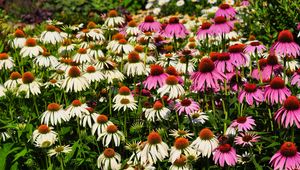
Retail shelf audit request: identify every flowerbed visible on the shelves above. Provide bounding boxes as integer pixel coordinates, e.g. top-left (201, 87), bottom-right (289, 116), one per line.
top-left (0, 1), bottom-right (300, 170)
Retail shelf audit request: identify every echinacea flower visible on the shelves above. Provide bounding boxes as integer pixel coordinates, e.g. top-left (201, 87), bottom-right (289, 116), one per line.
top-left (32, 124), bottom-right (57, 146)
top-left (265, 77), bottom-right (291, 105)
top-left (169, 137), bottom-right (196, 163)
top-left (274, 96), bottom-right (300, 128)
top-left (61, 66), bottom-right (89, 93)
top-left (97, 148), bottom-right (121, 170)
top-left (270, 142), bottom-right (300, 170)
top-left (262, 53), bottom-right (283, 80)
top-left (175, 56), bottom-right (195, 74)
top-left (272, 30), bottom-right (300, 58)
top-left (214, 52), bottom-right (235, 73)
top-left (251, 58), bottom-right (267, 81)
top-left (111, 38), bottom-right (134, 54)
top-left (58, 39), bottom-right (75, 54)
top-left (41, 103), bottom-right (69, 126)
top-left (40, 25), bottom-right (63, 44)
top-left (65, 99), bottom-right (89, 118)
top-left (92, 114), bottom-right (113, 137)
top-left (234, 132), bottom-right (260, 146)
top-left (175, 98), bottom-right (200, 116)
top-left (102, 63), bottom-right (125, 84)
top-left (0, 53), bottom-right (14, 70)
top-left (34, 50), bottom-right (59, 68)
top-left (215, 3), bottom-right (236, 19)
top-left (143, 64), bottom-right (168, 90)
top-left (191, 128), bottom-right (219, 157)
top-left (83, 65), bottom-right (105, 83)
top-left (87, 43), bottom-right (105, 59)
top-left (163, 17), bottom-right (189, 39)
top-left (10, 29), bottom-right (26, 49)
top-left (80, 107), bottom-right (98, 128)
top-left (157, 75), bottom-right (185, 99)
top-left (104, 10), bottom-right (125, 28)
top-left (84, 22), bottom-right (105, 41)
top-left (144, 100), bottom-right (170, 122)
top-left (208, 16), bottom-right (233, 35)
top-left (238, 83), bottom-right (264, 105)
top-left (170, 155), bottom-right (193, 170)
top-left (126, 20), bottom-right (141, 36)
top-left (4, 72), bottom-right (21, 91)
top-left (0, 131), bottom-right (10, 142)
top-left (196, 22), bottom-right (212, 40)
top-left (73, 48), bottom-right (93, 64)
top-left (17, 72), bottom-right (41, 98)
top-left (230, 116), bottom-right (256, 132)
top-left (189, 110), bottom-right (209, 124)
top-left (20, 38), bottom-right (43, 58)
top-left (138, 16), bottom-right (162, 32)
top-left (98, 124), bottom-right (124, 147)
top-left (291, 68), bottom-right (300, 88)
top-left (244, 41), bottom-right (266, 56)
top-left (141, 131), bottom-right (169, 165)
top-left (213, 144), bottom-right (237, 167)
top-left (191, 58), bottom-right (226, 92)
top-left (169, 129), bottom-right (194, 139)
top-left (237, 152), bottom-right (252, 165)
top-left (123, 51), bottom-right (146, 77)
top-left (48, 145), bottom-right (72, 157)
top-left (228, 44), bottom-right (247, 67)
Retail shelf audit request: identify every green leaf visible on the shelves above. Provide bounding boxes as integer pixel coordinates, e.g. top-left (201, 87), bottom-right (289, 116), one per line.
top-left (0, 143), bottom-right (21, 170)
top-left (265, 142), bottom-right (280, 149)
top-left (12, 148), bottom-right (27, 163)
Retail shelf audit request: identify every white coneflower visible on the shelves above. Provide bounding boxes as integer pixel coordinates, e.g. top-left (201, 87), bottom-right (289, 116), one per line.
top-left (20, 38), bottom-right (43, 58)
top-left (4, 72), bottom-right (22, 91)
top-left (111, 38), bottom-right (134, 54)
top-left (170, 155), bottom-right (192, 170)
top-left (44, 79), bottom-right (62, 89)
top-left (40, 25), bottom-right (63, 44)
top-left (124, 51), bottom-right (146, 77)
top-left (83, 65), bottom-right (105, 83)
top-left (189, 110), bottom-right (209, 124)
top-left (95, 56), bottom-right (114, 70)
top-left (91, 114), bottom-right (113, 137)
top-left (48, 145), bottom-right (72, 157)
top-left (141, 131), bottom-right (169, 165)
top-left (157, 75), bottom-right (185, 99)
top-left (58, 39), bottom-right (75, 54)
top-left (191, 128), bottom-right (218, 158)
top-left (56, 58), bottom-right (73, 72)
top-left (107, 33), bottom-right (125, 51)
top-left (32, 124), bottom-right (57, 146)
top-left (157, 52), bottom-right (178, 67)
top-left (50, 69), bottom-right (65, 80)
top-left (126, 20), bottom-right (142, 36)
top-left (0, 131), bottom-right (10, 142)
top-left (104, 10), bottom-right (125, 28)
top-left (85, 21), bottom-right (105, 41)
top-left (144, 100), bottom-right (170, 122)
top-left (87, 43), bottom-right (105, 60)
top-left (72, 48), bottom-right (93, 64)
top-left (97, 148), bottom-right (121, 170)
top-left (113, 97), bottom-right (137, 111)
top-left (41, 103), bottom-right (69, 126)
top-left (0, 53), bottom-right (14, 70)
top-left (61, 66), bottom-right (89, 93)
top-left (175, 56), bottom-right (195, 74)
top-left (113, 86), bottom-right (134, 103)
top-left (97, 124), bottom-right (125, 147)
top-left (278, 56), bottom-right (299, 72)
top-left (17, 72), bottom-right (41, 98)
top-left (102, 63), bottom-right (125, 84)
top-left (34, 50), bottom-right (59, 68)
top-left (10, 29), bottom-right (26, 49)
top-left (65, 99), bottom-right (89, 118)
top-left (125, 141), bottom-right (143, 165)
top-left (34, 135), bottom-right (56, 148)
top-left (0, 85), bottom-right (6, 97)
top-left (80, 107), bottom-right (98, 128)
top-left (170, 137), bottom-right (196, 163)
top-left (170, 129), bottom-right (194, 139)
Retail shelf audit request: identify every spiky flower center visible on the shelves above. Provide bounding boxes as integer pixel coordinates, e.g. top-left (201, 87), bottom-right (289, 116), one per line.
top-left (219, 144), bottom-right (232, 153)
top-left (228, 44), bottom-right (245, 53)
top-left (236, 116), bottom-right (247, 123)
top-left (144, 16), bottom-right (154, 22)
top-left (49, 79), bottom-right (57, 84)
top-left (119, 86), bottom-right (131, 95)
top-left (46, 25), bottom-right (56, 32)
top-left (10, 72), bottom-right (22, 80)
top-left (174, 137), bottom-right (189, 150)
top-left (54, 146), bottom-right (65, 153)
top-left (258, 58), bottom-right (267, 68)
top-left (278, 30), bottom-right (294, 43)
top-left (0, 53), bottom-right (9, 60)
top-left (169, 17), bottom-right (179, 24)
top-left (181, 99), bottom-right (192, 106)
top-left (68, 66), bottom-right (81, 77)
top-left (267, 54), bottom-right (278, 65)
top-left (244, 83), bottom-right (257, 93)
top-left (164, 45), bottom-right (173, 52)
top-left (14, 29), bottom-right (25, 37)
top-left (78, 48), bottom-right (87, 54)
top-left (26, 38), bottom-right (37, 47)
top-left (134, 45), bottom-right (144, 53)
top-left (118, 39), bottom-right (127, 44)
top-left (108, 10), bottom-right (118, 17)
top-left (270, 77), bottom-right (285, 89)
top-left (86, 66), bottom-right (96, 73)
top-left (280, 142), bottom-right (297, 157)
top-left (128, 20), bottom-right (137, 27)
top-left (87, 21), bottom-right (96, 29)
top-left (210, 52), bottom-right (219, 61)
top-left (199, 58), bottom-right (215, 73)
top-left (38, 124), bottom-right (50, 134)
top-left (47, 103), bottom-right (60, 111)
top-left (106, 124), bottom-right (118, 133)
top-left (250, 41), bottom-right (261, 46)
top-left (242, 134), bottom-right (253, 142)
top-left (150, 65), bottom-right (164, 76)
top-left (173, 155), bottom-right (187, 167)
top-left (22, 72), bottom-right (35, 84)
top-left (112, 33), bottom-right (124, 40)
top-left (166, 66), bottom-right (178, 76)
top-left (214, 16), bottom-right (227, 24)
top-left (219, 3), bottom-right (230, 9)
top-left (72, 99), bottom-right (82, 106)
top-left (199, 128), bottom-right (214, 140)
top-left (201, 22), bottom-right (211, 29)
top-left (217, 52), bottom-right (230, 61)
top-left (103, 148), bottom-right (116, 158)
top-left (153, 101), bottom-right (163, 110)
top-left (120, 98), bottom-right (130, 104)
top-left (97, 115), bottom-right (109, 124)
top-left (147, 132), bottom-right (162, 144)
top-left (166, 75), bottom-right (179, 85)
top-left (128, 51), bottom-right (140, 63)
top-left (284, 96), bottom-right (300, 110)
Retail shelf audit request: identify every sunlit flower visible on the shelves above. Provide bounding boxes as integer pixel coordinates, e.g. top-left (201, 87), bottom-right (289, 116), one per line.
top-left (196, 22), bottom-right (212, 40)
top-left (244, 41), bottom-right (266, 56)
top-left (272, 30), bottom-right (300, 58)
top-left (234, 132), bottom-right (260, 146)
top-left (83, 65), bottom-right (105, 83)
top-left (0, 53), bottom-right (14, 70)
top-left (104, 10), bottom-right (125, 28)
top-left (17, 72), bottom-right (41, 98)
top-left (170, 155), bottom-right (193, 170)
top-left (265, 77), bottom-right (291, 105)
top-left (80, 107), bottom-right (98, 128)
top-left (40, 25), bottom-right (63, 44)
top-left (291, 68), bottom-right (300, 88)
top-left (97, 148), bottom-right (121, 170)
top-left (123, 51), bottom-right (146, 77)
top-left (113, 97), bottom-right (137, 111)
top-left (170, 129), bottom-right (193, 139)
top-left (92, 114), bottom-right (113, 137)
top-left (48, 145), bottom-right (72, 157)
top-left (87, 43), bottom-right (105, 59)
top-left (139, 16), bottom-right (162, 32)
top-left (230, 116), bottom-right (256, 132)
top-left (143, 64), bottom-right (168, 90)
top-left (163, 17), bottom-right (189, 38)
top-left (98, 124), bottom-right (125, 147)
top-left (215, 3), bottom-right (236, 19)
top-left (209, 16), bottom-right (233, 35)
top-left (4, 72), bottom-right (21, 91)
top-left (34, 50), bottom-right (59, 68)
top-left (191, 128), bottom-right (218, 157)
top-left (32, 124), bottom-right (57, 146)
top-left (65, 99), bottom-right (89, 118)
top-left (170, 137), bottom-right (196, 163)
top-left (102, 63), bottom-right (125, 84)
top-left (58, 39), bottom-right (75, 54)
top-left (20, 38), bottom-right (43, 58)
top-left (126, 20), bottom-right (142, 36)
top-left (61, 66), bottom-right (89, 92)
top-left (158, 75), bottom-right (185, 99)
top-left (144, 100), bottom-right (170, 122)
top-left (213, 144), bottom-right (237, 167)
top-left (175, 98), bottom-right (200, 115)
top-left (73, 48), bottom-right (93, 64)
top-left (10, 29), bottom-right (26, 48)
top-left (41, 103), bottom-right (69, 126)
top-left (238, 83), bottom-right (264, 105)
top-left (189, 110), bottom-right (209, 124)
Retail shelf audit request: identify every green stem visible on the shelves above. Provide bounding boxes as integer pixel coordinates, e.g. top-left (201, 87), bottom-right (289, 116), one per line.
top-left (222, 99), bottom-right (228, 133)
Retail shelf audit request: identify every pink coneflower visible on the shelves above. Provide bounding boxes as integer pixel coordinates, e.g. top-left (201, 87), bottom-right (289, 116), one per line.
top-left (138, 16), bottom-right (162, 32)
top-left (215, 3), bottom-right (237, 19)
top-left (291, 68), bottom-right (300, 88)
top-left (190, 58), bottom-right (226, 92)
top-left (265, 77), bottom-right (291, 105)
top-left (215, 52), bottom-right (235, 73)
top-left (274, 96), bottom-right (300, 128)
top-left (226, 71), bottom-right (245, 92)
top-left (234, 132), bottom-right (260, 146)
top-left (244, 41), bottom-right (266, 56)
top-left (230, 116), bottom-right (256, 132)
top-left (262, 53), bottom-right (283, 80)
top-left (270, 142), bottom-right (300, 170)
top-left (165, 66), bottom-right (184, 84)
top-left (175, 98), bottom-right (200, 115)
top-left (209, 16), bottom-right (233, 35)
top-left (251, 58), bottom-right (267, 81)
top-left (143, 64), bottom-right (168, 90)
top-left (162, 17), bottom-right (189, 38)
top-left (238, 83), bottom-right (264, 105)
top-left (228, 44), bottom-right (247, 67)
top-left (272, 30), bottom-right (300, 58)
top-left (196, 22), bottom-right (212, 40)
top-left (213, 144), bottom-right (237, 167)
